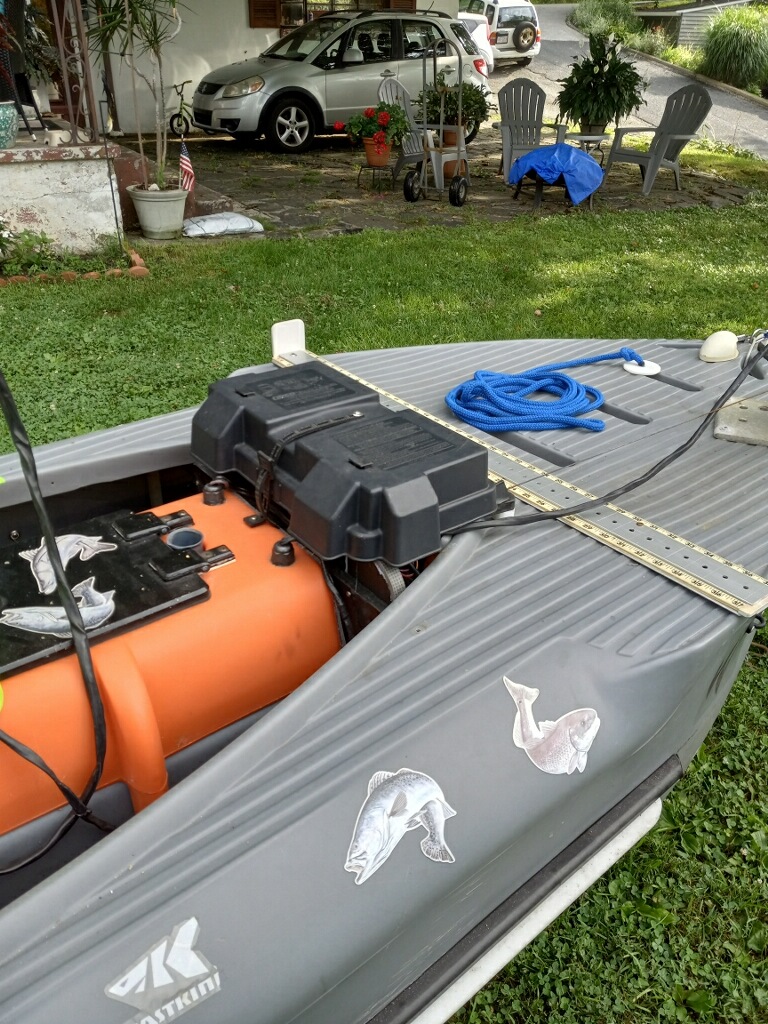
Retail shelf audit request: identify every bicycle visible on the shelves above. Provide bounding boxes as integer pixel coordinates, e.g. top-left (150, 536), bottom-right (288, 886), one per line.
top-left (169, 80), bottom-right (193, 137)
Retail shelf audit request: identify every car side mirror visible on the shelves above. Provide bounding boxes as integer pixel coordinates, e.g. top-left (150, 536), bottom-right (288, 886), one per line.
top-left (343, 46), bottom-right (364, 64)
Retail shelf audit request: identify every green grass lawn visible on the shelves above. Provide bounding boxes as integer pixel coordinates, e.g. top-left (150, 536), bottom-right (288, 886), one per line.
top-left (1, 180), bottom-right (767, 1023)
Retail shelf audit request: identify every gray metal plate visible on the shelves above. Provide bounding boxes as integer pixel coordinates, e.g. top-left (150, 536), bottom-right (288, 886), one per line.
top-left (714, 396), bottom-right (768, 446)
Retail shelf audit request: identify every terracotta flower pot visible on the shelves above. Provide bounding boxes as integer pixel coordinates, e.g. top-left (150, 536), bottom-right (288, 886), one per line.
top-left (442, 128), bottom-right (467, 178)
top-left (362, 137), bottom-right (392, 168)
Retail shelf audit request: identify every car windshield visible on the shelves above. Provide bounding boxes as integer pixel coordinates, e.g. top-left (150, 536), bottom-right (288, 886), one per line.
top-left (497, 6), bottom-right (536, 28)
top-left (261, 18), bottom-right (349, 61)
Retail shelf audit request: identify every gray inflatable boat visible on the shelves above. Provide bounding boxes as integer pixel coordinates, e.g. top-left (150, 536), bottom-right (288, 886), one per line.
top-left (0, 324), bottom-right (766, 1024)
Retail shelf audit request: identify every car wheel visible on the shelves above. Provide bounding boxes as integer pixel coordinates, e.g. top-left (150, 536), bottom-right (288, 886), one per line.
top-left (448, 175), bottom-right (468, 207)
top-left (463, 120), bottom-right (479, 145)
top-left (403, 170), bottom-right (422, 203)
top-left (265, 96), bottom-right (315, 153)
top-left (515, 57), bottom-right (533, 68)
top-left (513, 21), bottom-right (536, 52)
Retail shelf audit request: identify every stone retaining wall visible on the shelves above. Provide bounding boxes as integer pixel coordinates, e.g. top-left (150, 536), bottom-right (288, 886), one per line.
top-left (0, 143), bottom-right (123, 253)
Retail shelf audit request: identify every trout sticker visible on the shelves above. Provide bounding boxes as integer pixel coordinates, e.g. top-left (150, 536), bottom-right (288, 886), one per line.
top-left (504, 676), bottom-right (601, 775)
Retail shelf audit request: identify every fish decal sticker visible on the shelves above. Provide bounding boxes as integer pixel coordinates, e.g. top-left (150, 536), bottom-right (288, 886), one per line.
top-left (0, 577), bottom-right (116, 638)
top-left (503, 677), bottom-right (601, 775)
top-left (19, 533), bottom-right (118, 595)
top-left (345, 769), bottom-right (456, 885)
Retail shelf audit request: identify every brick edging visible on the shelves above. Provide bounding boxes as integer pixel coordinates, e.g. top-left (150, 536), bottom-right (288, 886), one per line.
top-left (0, 249), bottom-right (150, 286)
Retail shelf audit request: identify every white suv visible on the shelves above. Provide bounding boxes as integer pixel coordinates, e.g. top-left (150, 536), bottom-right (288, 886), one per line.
top-left (193, 11), bottom-right (490, 152)
top-left (460, 0), bottom-right (541, 67)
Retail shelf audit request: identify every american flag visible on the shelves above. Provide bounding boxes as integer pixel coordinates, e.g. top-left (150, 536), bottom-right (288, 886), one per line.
top-left (179, 140), bottom-right (195, 192)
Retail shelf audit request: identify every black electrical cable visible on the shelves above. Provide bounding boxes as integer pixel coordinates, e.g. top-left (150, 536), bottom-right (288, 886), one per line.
top-left (447, 335), bottom-right (768, 536)
top-left (0, 370), bottom-right (114, 874)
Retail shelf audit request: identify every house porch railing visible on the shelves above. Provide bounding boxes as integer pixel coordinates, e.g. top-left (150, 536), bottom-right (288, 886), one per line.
top-left (48, 0), bottom-right (101, 144)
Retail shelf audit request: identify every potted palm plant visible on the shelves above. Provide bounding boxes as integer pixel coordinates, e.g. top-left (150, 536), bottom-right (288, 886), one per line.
top-left (556, 34), bottom-right (646, 134)
top-left (89, 0), bottom-right (188, 238)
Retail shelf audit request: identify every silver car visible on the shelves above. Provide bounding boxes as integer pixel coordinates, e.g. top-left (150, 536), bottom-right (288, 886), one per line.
top-left (192, 12), bottom-right (489, 153)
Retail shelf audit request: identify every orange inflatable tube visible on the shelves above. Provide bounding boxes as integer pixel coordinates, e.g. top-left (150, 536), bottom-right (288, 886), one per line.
top-left (0, 491), bottom-right (341, 835)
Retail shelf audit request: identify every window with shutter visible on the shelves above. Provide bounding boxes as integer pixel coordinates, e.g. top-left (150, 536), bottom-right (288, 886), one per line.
top-left (249, 0), bottom-right (281, 28)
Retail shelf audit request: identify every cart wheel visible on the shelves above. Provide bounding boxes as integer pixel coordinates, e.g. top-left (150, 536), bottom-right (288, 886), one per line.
top-left (403, 170), bottom-right (421, 203)
top-left (449, 176), bottom-right (468, 207)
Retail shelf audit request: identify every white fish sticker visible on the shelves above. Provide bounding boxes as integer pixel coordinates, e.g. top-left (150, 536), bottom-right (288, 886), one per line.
top-left (503, 676), bottom-right (600, 775)
top-left (19, 533), bottom-right (118, 595)
top-left (345, 768), bottom-right (456, 885)
top-left (0, 577), bottom-right (116, 638)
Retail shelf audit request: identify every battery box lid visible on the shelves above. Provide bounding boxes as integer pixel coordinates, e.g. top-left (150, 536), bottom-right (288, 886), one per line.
top-left (191, 362), bottom-right (498, 565)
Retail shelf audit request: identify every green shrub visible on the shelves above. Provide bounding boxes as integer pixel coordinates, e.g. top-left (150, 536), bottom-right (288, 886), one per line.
top-left (626, 27), bottom-right (669, 56)
top-left (661, 43), bottom-right (705, 73)
top-left (572, 0), bottom-right (641, 38)
top-left (0, 220), bottom-right (127, 277)
top-left (700, 6), bottom-right (768, 90)
top-left (0, 223), bottom-right (57, 276)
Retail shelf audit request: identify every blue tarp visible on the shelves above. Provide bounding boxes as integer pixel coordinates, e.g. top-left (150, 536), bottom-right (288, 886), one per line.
top-left (509, 143), bottom-right (604, 206)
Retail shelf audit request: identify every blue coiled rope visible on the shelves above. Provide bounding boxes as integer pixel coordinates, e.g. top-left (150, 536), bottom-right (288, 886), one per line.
top-left (444, 348), bottom-right (645, 433)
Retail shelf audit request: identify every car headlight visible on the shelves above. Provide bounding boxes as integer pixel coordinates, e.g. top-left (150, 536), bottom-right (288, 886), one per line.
top-left (221, 76), bottom-right (265, 98)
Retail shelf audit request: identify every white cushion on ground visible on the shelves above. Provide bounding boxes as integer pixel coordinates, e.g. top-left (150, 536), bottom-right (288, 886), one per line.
top-left (183, 213), bottom-right (264, 237)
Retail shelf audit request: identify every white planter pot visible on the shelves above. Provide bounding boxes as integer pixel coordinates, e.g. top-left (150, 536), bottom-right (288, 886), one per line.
top-left (127, 184), bottom-right (189, 240)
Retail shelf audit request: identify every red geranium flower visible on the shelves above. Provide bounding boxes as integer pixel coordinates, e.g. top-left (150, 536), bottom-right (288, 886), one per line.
top-left (334, 120), bottom-right (345, 131)
top-left (372, 129), bottom-right (388, 154)
top-left (363, 107), bottom-right (375, 118)
top-left (377, 111), bottom-right (390, 126)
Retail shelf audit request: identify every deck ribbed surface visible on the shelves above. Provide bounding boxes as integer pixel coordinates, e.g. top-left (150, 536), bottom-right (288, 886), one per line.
top-left (330, 338), bottom-right (768, 579)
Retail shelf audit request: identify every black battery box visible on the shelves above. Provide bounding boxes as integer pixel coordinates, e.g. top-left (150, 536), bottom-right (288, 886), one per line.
top-left (191, 361), bottom-right (498, 565)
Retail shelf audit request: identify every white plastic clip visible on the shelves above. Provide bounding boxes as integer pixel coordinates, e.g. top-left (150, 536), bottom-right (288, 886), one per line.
top-left (271, 319), bottom-right (306, 360)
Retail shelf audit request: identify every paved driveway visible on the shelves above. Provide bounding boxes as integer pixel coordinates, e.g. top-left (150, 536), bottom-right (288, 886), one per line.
top-left (492, 4), bottom-right (768, 159)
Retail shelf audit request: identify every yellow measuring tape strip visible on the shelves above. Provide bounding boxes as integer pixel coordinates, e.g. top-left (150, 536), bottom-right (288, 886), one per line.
top-left (274, 352), bottom-right (768, 617)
